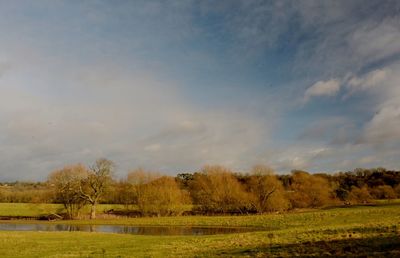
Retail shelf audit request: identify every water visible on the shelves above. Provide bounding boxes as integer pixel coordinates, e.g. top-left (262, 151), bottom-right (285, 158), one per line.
top-left (0, 223), bottom-right (257, 235)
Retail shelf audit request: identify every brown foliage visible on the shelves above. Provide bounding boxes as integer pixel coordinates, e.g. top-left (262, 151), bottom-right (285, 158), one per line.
top-left (127, 169), bottom-right (189, 216)
top-left (190, 165), bottom-right (251, 214)
top-left (289, 171), bottom-right (333, 208)
top-left (370, 185), bottom-right (396, 200)
top-left (79, 158), bottom-right (114, 219)
top-left (395, 184), bottom-right (400, 198)
top-left (247, 165), bottom-right (289, 213)
top-left (139, 176), bottom-right (190, 216)
top-left (48, 164), bottom-right (88, 219)
top-left (126, 169), bottom-right (161, 207)
top-left (0, 183), bottom-right (52, 203)
top-left (348, 186), bottom-right (372, 204)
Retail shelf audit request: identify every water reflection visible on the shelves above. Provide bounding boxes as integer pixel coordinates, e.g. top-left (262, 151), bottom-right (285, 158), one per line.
top-left (0, 223), bottom-right (257, 235)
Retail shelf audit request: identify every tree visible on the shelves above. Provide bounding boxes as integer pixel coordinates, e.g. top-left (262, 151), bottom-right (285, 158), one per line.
top-left (348, 186), bottom-right (372, 204)
top-left (126, 168), bottom-right (160, 208)
top-left (176, 173), bottom-right (194, 190)
top-left (138, 176), bottom-right (189, 216)
top-left (79, 158), bottom-right (114, 219)
top-left (126, 169), bottom-right (189, 216)
top-left (289, 170), bottom-right (333, 208)
top-left (395, 184), bottom-right (400, 198)
top-left (113, 180), bottom-right (136, 209)
top-left (190, 165), bottom-right (251, 214)
top-left (247, 165), bottom-right (289, 213)
top-left (370, 185), bottom-right (396, 200)
top-left (48, 164), bottom-right (88, 219)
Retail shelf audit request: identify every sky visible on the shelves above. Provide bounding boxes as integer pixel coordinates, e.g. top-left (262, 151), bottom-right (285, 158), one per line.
top-left (1, 0), bottom-right (400, 181)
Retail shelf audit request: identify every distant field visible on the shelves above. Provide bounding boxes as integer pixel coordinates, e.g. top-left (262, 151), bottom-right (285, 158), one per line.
top-left (0, 203), bottom-right (399, 257)
top-left (0, 203), bottom-right (195, 218)
top-left (0, 203), bottom-right (126, 217)
top-left (1, 200), bottom-right (399, 218)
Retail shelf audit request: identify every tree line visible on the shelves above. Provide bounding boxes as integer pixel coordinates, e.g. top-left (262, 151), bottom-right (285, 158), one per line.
top-left (1, 160), bottom-right (400, 219)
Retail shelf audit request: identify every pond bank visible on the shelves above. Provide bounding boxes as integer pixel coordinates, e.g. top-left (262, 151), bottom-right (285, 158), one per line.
top-left (0, 222), bottom-right (262, 235)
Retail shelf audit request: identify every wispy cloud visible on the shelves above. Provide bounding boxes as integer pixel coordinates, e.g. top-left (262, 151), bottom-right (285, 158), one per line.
top-left (303, 79), bottom-right (341, 103)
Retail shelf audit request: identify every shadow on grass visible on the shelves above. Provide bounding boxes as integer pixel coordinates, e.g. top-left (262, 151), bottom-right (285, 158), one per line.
top-left (201, 235), bottom-right (400, 257)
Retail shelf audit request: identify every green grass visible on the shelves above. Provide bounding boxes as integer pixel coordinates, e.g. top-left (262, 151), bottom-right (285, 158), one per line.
top-left (0, 203), bottom-right (400, 257)
top-left (0, 203), bottom-right (61, 217)
top-left (375, 198), bottom-right (400, 204)
top-left (0, 203), bottom-right (125, 217)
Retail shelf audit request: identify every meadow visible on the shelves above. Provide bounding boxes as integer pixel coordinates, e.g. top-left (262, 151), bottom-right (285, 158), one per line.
top-left (0, 203), bottom-right (399, 257)
top-left (0, 203), bottom-right (125, 218)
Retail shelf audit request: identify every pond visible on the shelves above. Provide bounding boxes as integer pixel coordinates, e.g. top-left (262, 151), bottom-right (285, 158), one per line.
top-left (0, 223), bottom-right (259, 235)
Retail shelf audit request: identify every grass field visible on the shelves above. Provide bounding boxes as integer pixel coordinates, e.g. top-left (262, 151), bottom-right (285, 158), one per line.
top-left (0, 203), bottom-right (125, 218)
top-left (0, 203), bottom-right (399, 257)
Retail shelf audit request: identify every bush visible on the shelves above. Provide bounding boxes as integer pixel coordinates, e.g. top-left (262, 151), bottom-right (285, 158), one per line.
top-left (247, 165), bottom-right (289, 213)
top-left (348, 186), bottom-right (372, 204)
top-left (190, 165), bottom-right (252, 214)
top-left (137, 176), bottom-right (190, 216)
top-left (288, 171), bottom-right (333, 208)
top-left (370, 185), bottom-right (396, 200)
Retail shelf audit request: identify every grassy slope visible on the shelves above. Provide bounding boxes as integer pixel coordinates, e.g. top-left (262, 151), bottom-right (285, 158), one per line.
top-left (0, 204), bottom-right (399, 257)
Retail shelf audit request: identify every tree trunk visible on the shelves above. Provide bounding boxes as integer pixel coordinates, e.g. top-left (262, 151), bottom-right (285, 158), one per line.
top-left (90, 202), bottom-right (96, 219)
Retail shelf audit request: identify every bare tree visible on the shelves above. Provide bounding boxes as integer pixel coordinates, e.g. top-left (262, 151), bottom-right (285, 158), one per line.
top-left (127, 169), bottom-right (188, 216)
top-left (48, 164), bottom-right (88, 219)
top-left (190, 165), bottom-right (251, 214)
top-left (248, 165), bottom-right (289, 213)
top-left (139, 176), bottom-right (189, 216)
top-left (79, 158), bottom-right (114, 219)
top-left (126, 168), bottom-right (160, 209)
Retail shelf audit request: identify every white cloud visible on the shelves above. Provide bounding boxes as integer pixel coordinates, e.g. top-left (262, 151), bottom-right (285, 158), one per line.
top-left (347, 69), bottom-right (389, 95)
top-left (303, 79), bottom-right (341, 103)
top-left (296, 62), bottom-right (400, 172)
top-left (361, 97), bottom-right (400, 147)
top-left (341, 63), bottom-right (400, 148)
top-left (349, 19), bottom-right (400, 63)
top-left (262, 146), bottom-right (333, 173)
top-left (136, 111), bottom-right (271, 172)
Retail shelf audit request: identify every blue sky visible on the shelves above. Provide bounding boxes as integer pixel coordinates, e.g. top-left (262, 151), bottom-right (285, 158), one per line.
top-left (1, 0), bottom-right (400, 180)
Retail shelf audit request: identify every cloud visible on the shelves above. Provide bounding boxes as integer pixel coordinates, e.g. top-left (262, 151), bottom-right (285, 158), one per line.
top-left (346, 69), bottom-right (389, 96)
top-left (261, 146), bottom-right (333, 172)
top-left (286, 1), bottom-right (400, 79)
top-left (334, 63), bottom-right (400, 149)
top-left (301, 63), bottom-right (400, 149)
top-left (292, 63), bottom-right (400, 172)
top-left (357, 69), bottom-right (400, 147)
top-left (2, 1), bottom-right (400, 179)
top-left (144, 144), bottom-right (161, 152)
top-left (0, 62), bottom-right (11, 77)
top-left (303, 79), bottom-right (341, 103)
top-left (361, 103), bottom-right (400, 146)
top-left (0, 55), bottom-right (275, 180)
top-left (298, 117), bottom-right (358, 145)
top-left (136, 111), bottom-right (270, 172)
top-left (349, 18), bottom-right (400, 64)
top-left (229, 0), bottom-right (400, 172)
top-left (0, 1), bottom-right (292, 181)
